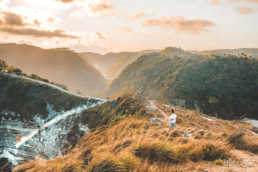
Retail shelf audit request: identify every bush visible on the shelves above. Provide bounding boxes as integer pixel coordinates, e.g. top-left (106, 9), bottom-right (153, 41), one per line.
top-left (214, 159), bottom-right (224, 166)
top-left (171, 130), bottom-right (184, 137)
top-left (188, 143), bottom-right (229, 162)
top-left (227, 133), bottom-right (245, 146)
top-left (88, 159), bottom-right (127, 172)
top-left (133, 142), bottom-right (179, 163)
top-left (227, 133), bottom-right (258, 154)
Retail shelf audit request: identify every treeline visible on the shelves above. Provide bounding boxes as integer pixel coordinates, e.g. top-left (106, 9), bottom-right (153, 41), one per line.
top-left (0, 59), bottom-right (67, 90)
top-left (107, 53), bottom-right (258, 120)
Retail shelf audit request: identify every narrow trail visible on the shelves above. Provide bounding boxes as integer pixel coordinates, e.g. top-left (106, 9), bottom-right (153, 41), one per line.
top-left (209, 150), bottom-right (258, 172)
top-left (148, 100), bottom-right (168, 122)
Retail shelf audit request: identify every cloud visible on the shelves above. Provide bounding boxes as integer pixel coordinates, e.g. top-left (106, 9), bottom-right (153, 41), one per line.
top-left (96, 32), bottom-right (106, 39)
top-left (234, 6), bottom-right (255, 14)
top-left (0, 11), bottom-right (79, 38)
top-left (210, 0), bottom-right (219, 5)
top-left (209, 0), bottom-right (258, 5)
top-left (127, 12), bottom-right (146, 20)
top-left (2, 12), bottom-right (25, 26)
top-left (0, 27), bottom-right (79, 38)
top-left (143, 16), bottom-right (215, 34)
top-left (55, 0), bottom-right (116, 17)
top-left (55, 0), bottom-right (75, 3)
top-left (89, 3), bottom-right (113, 13)
top-left (119, 26), bottom-right (132, 32)
top-left (229, 0), bottom-right (258, 4)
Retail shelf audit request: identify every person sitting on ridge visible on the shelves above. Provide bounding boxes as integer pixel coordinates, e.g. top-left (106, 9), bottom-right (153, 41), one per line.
top-left (168, 109), bottom-right (177, 132)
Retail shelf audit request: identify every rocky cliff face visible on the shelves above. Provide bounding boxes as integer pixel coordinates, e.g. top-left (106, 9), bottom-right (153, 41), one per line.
top-left (0, 73), bottom-right (105, 170)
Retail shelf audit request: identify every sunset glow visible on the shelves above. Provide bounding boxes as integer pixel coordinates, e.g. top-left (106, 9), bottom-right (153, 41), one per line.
top-left (0, 0), bottom-right (257, 53)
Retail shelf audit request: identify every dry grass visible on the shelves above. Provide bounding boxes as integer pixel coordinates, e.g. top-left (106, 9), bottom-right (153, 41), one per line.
top-left (14, 96), bottom-right (258, 171)
top-left (15, 117), bottom-right (236, 172)
top-left (227, 132), bottom-right (258, 154)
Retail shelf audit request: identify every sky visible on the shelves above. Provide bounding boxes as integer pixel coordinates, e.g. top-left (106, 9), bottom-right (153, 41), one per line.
top-left (0, 0), bottom-right (257, 54)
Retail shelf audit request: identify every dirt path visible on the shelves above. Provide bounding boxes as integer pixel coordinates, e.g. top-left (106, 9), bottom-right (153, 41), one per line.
top-left (208, 150), bottom-right (258, 172)
top-left (148, 100), bottom-right (168, 122)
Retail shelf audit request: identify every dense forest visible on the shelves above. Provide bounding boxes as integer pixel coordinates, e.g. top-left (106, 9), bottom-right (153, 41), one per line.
top-left (107, 52), bottom-right (258, 120)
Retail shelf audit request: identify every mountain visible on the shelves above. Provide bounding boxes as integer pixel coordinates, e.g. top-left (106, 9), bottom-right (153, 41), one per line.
top-left (199, 48), bottom-right (258, 58)
top-left (0, 72), bottom-right (104, 170)
top-left (14, 95), bottom-right (258, 172)
top-left (161, 47), bottom-right (193, 57)
top-left (107, 48), bottom-right (258, 120)
top-left (79, 50), bottom-right (159, 81)
top-left (0, 43), bottom-right (107, 97)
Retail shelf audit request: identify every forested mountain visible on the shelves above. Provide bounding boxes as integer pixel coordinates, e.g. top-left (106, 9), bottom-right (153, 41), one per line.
top-left (199, 48), bottom-right (258, 58)
top-left (107, 49), bottom-right (258, 120)
top-left (79, 50), bottom-right (158, 81)
top-left (0, 43), bottom-right (107, 96)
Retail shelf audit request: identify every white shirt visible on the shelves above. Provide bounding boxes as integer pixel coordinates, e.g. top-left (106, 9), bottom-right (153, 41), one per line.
top-left (168, 113), bottom-right (177, 123)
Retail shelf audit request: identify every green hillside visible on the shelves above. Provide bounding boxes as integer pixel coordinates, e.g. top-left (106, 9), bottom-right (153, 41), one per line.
top-left (107, 50), bottom-right (258, 120)
top-left (0, 73), bottom-right (92, 121)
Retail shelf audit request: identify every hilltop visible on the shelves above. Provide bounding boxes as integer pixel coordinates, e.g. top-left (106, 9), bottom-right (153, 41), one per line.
top-left (0, 43), bottom-right (107, 97)
top-left (14, 94), bottom-right (258, 172)
top-left (107, 48), bottom-right (258, 120)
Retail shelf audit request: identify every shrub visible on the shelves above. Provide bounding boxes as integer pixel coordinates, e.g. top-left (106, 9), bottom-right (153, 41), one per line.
top-left (88, 159), bottom-right (127, 172)
top-left (171, 130), bottom-right (184, 137)
top-left (133, 142), bottom-right (179, 163)
top-left (214, 159), bottom-right (224, 166)
top-left (188, 143), bottom-right (229, 162)
top-left (227, 133), bottom-right (245, 146)
top-left (227, 133), bottom-right (258, 154)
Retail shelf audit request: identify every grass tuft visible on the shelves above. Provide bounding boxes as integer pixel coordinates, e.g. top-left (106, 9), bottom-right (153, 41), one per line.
top-left (133, 141), bottom-right (179, 163)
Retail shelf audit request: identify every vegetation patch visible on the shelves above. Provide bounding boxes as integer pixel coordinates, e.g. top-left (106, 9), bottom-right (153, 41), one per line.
top-left (227, 133), bottom-right (258, 154)
top-left (133, 141), bottom-right (179, 163)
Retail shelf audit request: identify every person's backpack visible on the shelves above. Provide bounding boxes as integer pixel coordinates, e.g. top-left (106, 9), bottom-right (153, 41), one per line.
top-left (184, 133), bottom-right (189, 138)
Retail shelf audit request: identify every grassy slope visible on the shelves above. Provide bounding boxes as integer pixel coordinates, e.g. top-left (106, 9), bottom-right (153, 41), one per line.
top-left (14, 95), bottom-right (258, 172)
top-left (0, 73), bottom-right (92, 120)
top-left (0, 43), bottom-right (107, 96)
top-left (107, 52), bottom-right (258, 120)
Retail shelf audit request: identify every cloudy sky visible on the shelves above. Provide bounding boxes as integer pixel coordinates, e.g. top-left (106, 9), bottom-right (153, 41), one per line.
top-left (0, 0), bottom-right (257, 53)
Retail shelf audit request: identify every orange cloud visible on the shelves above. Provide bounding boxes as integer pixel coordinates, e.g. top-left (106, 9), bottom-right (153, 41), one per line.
top-left (0, 12), bottom-right (79, 39)
top-left (229, 0), bottom-right (258, 4)
top-left (210, 0), bottom-right (219, 5)
top-left (119, 26), bottom-right (132, 32)
top-left (0, 27), bottom-right (79, 38)
top-left (96, 32), bottom-right (106, 39)
top-left (127, 12), bottom-right (146, 20)
top-left (209, 0), bottom-right (258, 5)
top-left (234, 6), bottom-right (255, 14)
top-left (55, 0), bottom-right (75, 3)
top-left (89, 3), bottom-right (113, 13)
top-left (143, 17), bottom-right (215, 34)
top-left (57, 0), bottom-right (116, 17)
top-left (2, 12), bottom-right (26, 26)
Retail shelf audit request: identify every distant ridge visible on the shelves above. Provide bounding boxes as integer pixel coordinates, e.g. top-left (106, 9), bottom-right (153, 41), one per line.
top-left (0, 43), bottom-right (107, 97)
top-left (79, 50), bottom-right (159, 81)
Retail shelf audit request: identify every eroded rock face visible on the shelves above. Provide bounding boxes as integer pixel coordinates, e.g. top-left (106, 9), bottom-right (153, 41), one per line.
top-left (0, 100), bottom-right (105, 168)
top-left (0, 73), bottom-right (105, 168)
